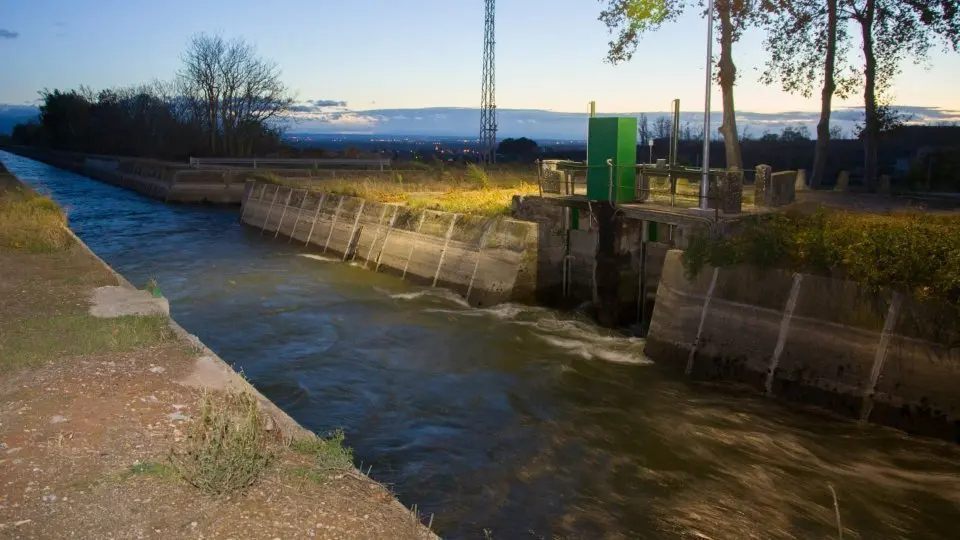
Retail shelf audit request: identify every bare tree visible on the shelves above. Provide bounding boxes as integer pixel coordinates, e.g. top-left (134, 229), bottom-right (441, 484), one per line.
top-left (653, 115), bottom-right (672, 139)
top-left (638, 113), bottom-right (651, 145)
top-left (177, 34), bottom-right (292, 156)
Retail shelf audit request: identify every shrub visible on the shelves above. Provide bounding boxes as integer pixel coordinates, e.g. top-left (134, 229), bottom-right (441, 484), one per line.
top-left (170, 392), bottom-right (274, 495)
top-left (683, 209), bottom-right (960, 309)
top-left (466, 163), bottom-right (491, 190)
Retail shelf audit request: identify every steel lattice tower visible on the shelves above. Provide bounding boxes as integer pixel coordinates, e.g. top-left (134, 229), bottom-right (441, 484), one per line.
top-left (479, 0), bottom-right (497, 165)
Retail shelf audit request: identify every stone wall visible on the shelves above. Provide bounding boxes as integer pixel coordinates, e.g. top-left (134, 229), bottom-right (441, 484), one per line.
top-left (242, 181), bottom-right (539, 307)
top-left (645, 249), bottom-right (960, 442)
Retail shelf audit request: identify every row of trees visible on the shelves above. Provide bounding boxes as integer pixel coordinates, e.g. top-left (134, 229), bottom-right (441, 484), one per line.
top-left (637, 113), bottom-right (849, 143)
top-left (11, 34), bottom-right (292, 160)
top-left (600, 0), bottom-right (960, 189)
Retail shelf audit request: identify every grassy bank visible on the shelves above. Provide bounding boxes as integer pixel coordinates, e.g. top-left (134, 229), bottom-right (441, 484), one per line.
top-left (0, 165), bottom-right (434, 538)
top-left (253, 164), bottom-right (540, 216)
top-left (0, 164), bottom-right (72, 252)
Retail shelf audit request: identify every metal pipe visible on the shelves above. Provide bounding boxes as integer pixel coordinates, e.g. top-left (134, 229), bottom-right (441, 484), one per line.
top-left (273, 188), bottom-right (293, 239)
top-left (700, 0), bottom-right (715, 210)
top-left (304, 193), bottom-right (326, 247)
top-left (323, 196), bottom-right (345, 253)
top-left (260, 185), bottom-right (280, 234)
top-left (432, 214), bottom-right (459, 287)
top-left (288, 190), bottom-right (309, 243)
top-left (607, 158), bottom-right (614, 203)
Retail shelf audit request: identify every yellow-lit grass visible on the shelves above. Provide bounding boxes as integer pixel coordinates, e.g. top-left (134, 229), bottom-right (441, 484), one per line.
top-left (0, 178), bottom-right (72, 252)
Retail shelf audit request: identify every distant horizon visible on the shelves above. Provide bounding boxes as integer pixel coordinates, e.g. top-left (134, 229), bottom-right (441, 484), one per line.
top-left (4, 102), bottom-right (959, 141)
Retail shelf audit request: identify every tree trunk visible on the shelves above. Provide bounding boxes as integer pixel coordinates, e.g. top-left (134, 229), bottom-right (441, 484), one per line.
top-left (860, 0), bottom-right (879, 191)
top-left (811, 0), bottom-right (839, 189)
top-left (717, 1), bottom-right (743, 170)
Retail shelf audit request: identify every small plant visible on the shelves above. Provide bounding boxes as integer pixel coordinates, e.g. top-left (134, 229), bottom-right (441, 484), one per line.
top-left (144, 277), bottom-right (162, 298)
top-left (169, 392), bottom-right (274, 495)
top-left (289, 429), bottom-right (354, 477)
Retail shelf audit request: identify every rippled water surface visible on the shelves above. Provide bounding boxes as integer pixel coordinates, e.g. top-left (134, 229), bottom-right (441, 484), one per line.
top-left (5, 151), bottom-right (960, 539)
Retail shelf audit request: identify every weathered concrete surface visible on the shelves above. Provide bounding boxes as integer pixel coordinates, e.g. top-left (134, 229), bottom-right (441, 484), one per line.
top-left (511, 195), bottom-right (672, 328)
top-left (1, 147), bottom-right (247, 204)
top-left (89, 286), bottom-right (170, 318)
top-left (645, 249), bottom-right (960, 442)
top-left (242, 181), bottom-right (538, 307)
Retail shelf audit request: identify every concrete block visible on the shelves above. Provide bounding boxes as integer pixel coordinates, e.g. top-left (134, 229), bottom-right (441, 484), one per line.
top-left (89, 286), bottom-right (169, 318)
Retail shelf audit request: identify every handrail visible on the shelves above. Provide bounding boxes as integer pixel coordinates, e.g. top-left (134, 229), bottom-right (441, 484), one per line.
top-left (189, 157), bottom-right (392, 171)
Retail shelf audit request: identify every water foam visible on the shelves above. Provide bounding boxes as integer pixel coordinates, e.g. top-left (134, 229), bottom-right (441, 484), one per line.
top-left (389, 289), bottom-right (471, 308)
top-left (298, 254), bottom-right (339, 263)
top-left (537, 334), bottom-right (651, 365)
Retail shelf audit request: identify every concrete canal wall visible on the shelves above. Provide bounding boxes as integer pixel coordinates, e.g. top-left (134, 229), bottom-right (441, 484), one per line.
top-left (241, 181), bottom-right (539, 307)
top-left (1, 146), bottom-right (246, 203)
top-left (645, 250), bottom-right (960, 442)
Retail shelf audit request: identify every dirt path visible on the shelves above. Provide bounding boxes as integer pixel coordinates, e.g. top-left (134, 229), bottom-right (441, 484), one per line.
top-left (0, 177), bottom-right (437, 538)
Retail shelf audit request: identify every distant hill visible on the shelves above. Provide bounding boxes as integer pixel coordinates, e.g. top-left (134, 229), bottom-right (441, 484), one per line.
top-left (0, 105), bottom-right (38, 135)
top-left (2, 101), bottom-right (957, 140)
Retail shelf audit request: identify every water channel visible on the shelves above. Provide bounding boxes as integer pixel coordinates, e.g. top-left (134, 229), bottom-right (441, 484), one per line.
top-left (4, 151), bottom-right (959, 539)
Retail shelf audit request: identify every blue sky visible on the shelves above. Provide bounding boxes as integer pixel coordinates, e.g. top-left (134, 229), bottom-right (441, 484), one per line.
top-left (1, 0), bottom-right (959, 116)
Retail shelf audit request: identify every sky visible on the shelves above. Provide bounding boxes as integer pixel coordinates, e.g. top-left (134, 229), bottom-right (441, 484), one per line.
top-left (1, 0), bottom-right (959, 121)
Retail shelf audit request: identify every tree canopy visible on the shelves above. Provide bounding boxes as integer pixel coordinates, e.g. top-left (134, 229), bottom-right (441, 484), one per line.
top-left (11, 34), bottom-right (291, 160)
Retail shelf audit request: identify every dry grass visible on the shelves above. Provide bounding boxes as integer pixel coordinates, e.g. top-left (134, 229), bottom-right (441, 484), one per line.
top-left (256, 166), bottom-right (540, 216)
top-left (169, 391), bottom-right (275, 495)
top-left (0, 174), bottom-right (72, 252)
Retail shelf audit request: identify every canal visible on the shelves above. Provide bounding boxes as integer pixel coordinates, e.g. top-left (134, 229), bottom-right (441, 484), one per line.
top-left (4, 151), bottom-right (959, 539)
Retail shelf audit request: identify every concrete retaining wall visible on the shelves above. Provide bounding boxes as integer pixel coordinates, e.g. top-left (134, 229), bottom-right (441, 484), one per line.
top-left (242, 181), bottom-right (539, 307)
top-left (645, 249), bottom-right (960, 442)
top-left (511, 195), bottom-right (673, 328)
top-left (1, 146), bottom-right (246, 204)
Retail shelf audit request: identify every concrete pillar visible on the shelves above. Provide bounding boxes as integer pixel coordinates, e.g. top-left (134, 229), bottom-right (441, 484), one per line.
top-left (593, 202), bottom-right (644, 328)
top-left (879, 174), bottom-right (892, 195)
top-left (755, 164), bottom-right (772, 207)
top-left (835, 171), bottom-right (850, 192)
top-left (708, 169), bottom-right (744, 214)
top-left (795, 169), bottom-right (807, 191)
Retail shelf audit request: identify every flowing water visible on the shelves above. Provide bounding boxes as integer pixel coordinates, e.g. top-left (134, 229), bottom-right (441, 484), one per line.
top-left (4, 151), bottom-right (960, 540)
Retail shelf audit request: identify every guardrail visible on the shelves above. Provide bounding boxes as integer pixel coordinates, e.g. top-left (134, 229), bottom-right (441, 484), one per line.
top-left (188, 157), bottom-right (392, 171)
top-left (536, 159), bottom-right (745, 214)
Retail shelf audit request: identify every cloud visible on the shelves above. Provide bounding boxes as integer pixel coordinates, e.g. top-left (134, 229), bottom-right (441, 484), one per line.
top-left (0, 29), bottom-right (19, 39)
top-left (311, 99), bottom-right (347, 107)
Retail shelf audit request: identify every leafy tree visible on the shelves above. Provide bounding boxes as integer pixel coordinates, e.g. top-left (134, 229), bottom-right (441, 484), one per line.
top-left (761, 0), bottom-right (858, 188)
top-left (600, 0), bottom-right (756, 170)
top-left (843, 0), bottom-right (959, 189)
top-left (497, 137), bottom-right (540, 162)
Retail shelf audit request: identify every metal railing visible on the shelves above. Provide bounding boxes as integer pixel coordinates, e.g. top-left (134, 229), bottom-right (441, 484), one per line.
top-left (188, 157), bottom-right (392, 171)
top-left (536, 159), bottom-right (746, 214)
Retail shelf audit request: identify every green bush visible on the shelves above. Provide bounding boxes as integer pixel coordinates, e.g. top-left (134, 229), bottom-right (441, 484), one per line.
top-left (683, 209), bottom-right (960, 310)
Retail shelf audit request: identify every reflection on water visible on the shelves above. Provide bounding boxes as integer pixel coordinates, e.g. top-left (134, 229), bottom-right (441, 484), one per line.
top-left (4, 151), bottom-right (959, 540)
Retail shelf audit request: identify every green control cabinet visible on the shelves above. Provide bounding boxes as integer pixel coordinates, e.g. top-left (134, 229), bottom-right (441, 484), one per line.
top-left (586, 117), bottom-right (637, 203)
